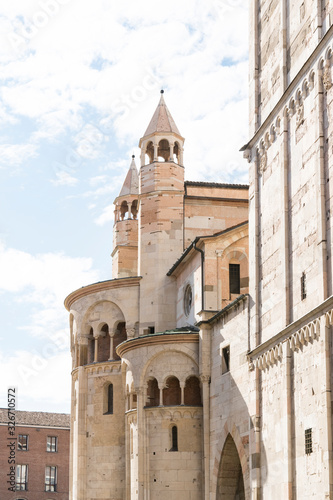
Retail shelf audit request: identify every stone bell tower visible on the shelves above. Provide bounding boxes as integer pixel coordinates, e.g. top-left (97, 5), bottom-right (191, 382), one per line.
top-left (112, 155), bottom-right (139, 278)
top-left (138, 90), bottom-right (185, 335)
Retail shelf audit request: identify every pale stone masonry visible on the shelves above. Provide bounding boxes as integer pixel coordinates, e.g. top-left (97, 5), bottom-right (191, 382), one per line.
top-left (66, 2), bottom-right (333, 497)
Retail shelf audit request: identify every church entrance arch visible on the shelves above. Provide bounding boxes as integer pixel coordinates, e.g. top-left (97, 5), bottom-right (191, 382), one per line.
top-left (216, 434), bottom-right (245, 500)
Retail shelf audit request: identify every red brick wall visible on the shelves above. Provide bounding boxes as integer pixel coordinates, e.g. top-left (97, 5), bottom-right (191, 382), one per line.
top-left (0, 423), bottom-right (69, 500)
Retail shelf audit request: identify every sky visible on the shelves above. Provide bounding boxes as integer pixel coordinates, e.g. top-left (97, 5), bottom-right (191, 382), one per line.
top-left (0, 0), bottom-right (249, 413)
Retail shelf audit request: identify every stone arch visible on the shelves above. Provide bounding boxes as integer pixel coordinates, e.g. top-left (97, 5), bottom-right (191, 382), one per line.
top-left (113, 321), bottom-right (127, 360)
top-left (163, 376), bottom-right (181, 405)
top-left (212, 421), bottom-right (248, 500)
top-left (87, 327), bottom-right (94, 364)
top-left (173, 141), bottom-right (180, 163)
top-left (145, 377), bottom-right (160, 407)
top-left (184, 375), bottom-right (202, 405)
top-left (145, 140), bottom-right (154, 164)
top-left (158, 138), bottom-right (170, 161)
top-left (120, 200), bottom-right (128, 220)
top-left (98, 323), bottom-right (110, 362)
top-left (216, 434), bottom-right (245, 500)
top-left (140, 348), bottom-right (199, 389)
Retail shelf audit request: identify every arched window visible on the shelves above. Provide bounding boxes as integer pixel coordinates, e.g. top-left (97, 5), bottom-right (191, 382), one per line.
top-left (104, 384), bottom-right (113, 415)
top-left (158, 139), bottom-right (170, 161)
top-left (170, 425), bottom-right (178, 451)
top-left (120, 201), bottom-right (128, 220)
top-left (87, 328), bottom-right (94, 364)
top-left (98, 324), bottom-right (109, 362)
top-left (184, 376), bottom-right (202, 405)
top-left (145, 141), bottom-right (154, 164)
top-left (113, 322), bottom-right (127, 360)
top-left (163, 376), bottom-right (181, 405)
top-left (146, 378), bottom-right (159, 407)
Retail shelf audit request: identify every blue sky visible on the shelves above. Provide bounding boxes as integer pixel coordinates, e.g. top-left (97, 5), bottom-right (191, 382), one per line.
top-left (0, 0), bottom-right (248, 413)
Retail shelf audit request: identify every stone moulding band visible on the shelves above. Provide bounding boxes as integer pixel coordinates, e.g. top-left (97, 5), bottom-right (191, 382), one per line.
top-left (242, 26), bottom-right (333, 164)
top-left (249, 306), bottom-right (333, 371)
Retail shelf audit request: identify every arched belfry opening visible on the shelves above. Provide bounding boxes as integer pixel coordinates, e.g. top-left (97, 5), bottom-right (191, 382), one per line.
top-left (216, 434), bottom-right (245, 500)
top-left (158, 138), bottom-right (170, 161)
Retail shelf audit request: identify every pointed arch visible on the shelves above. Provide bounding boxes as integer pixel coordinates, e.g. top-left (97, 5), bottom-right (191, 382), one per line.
top-left (216, 434), bottom-right (245, 499)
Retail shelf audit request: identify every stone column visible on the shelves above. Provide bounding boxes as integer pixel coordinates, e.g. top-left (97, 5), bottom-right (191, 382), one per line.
top-left (169, 142), bottom-right (174, 161)
top-left (281, 110), bottom-right (290, 327)
top-left (136, 387), bottom-right (145, 500)
top-left (93, 335), bottom-right (99, 363)
top-left (141, 149), bottom-right (145, 167)
top-left (180, 382), bottom-right (185, 405)
top-left (321, 315), bottom-right (333, 496)
top-left (108, 329), bottom-right (115, 361)
top-left (198, 314), bottom-right (212, 500)
top-left (127, 202), bottom-right (132, 219)
top-left (159, 387), bottom-right (163, 406)
top-left (316, 68), bottom-right (328, 301)
top-left (201, 374), bottom-right (210, 500)
top-left (153, 142), bottom-right (158, 161)
top-left (78, 335), bottom-right (89, 367)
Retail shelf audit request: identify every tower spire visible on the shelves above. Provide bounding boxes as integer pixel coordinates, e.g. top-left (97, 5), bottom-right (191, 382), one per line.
top-left (118, 155), bottom-right (139, 197)
top-left (142, 90), bottom-right (182, 139)
top-left (139, 92), bottom-right (185, 166)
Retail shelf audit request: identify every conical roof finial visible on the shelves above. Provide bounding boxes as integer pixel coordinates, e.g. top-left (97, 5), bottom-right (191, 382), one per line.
top-left (142, 91), bottom-right (182, 138)
top-left (118, 156), bottom-right (139, 197)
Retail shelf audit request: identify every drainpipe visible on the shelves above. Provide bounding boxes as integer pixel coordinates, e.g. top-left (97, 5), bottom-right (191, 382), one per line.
top-left (194, 240), bottom-right (205, 311)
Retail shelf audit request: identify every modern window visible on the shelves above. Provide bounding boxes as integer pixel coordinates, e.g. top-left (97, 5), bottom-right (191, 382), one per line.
top-left (16, 465), bottom-right (28, 491)
top-left (17, 435), bottom-right (28, 451)
top-left (46, 436), bottom-right (57, 452)
top-left (229, 264), bottom-right (240, 294)
top-left (170, 425), bottom-right (178, 451)
top-left (222, 345), bottom-right (230, 374)
top-left (45, 466), bottom-right (57, 492)
top-left (305, 428), bottom-right (312, 455)
top-left (301, 272), bottom-right (307, 300)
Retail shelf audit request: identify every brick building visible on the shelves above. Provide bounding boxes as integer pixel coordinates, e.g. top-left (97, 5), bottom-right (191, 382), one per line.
top-left (0, 409), bottom-right (70, 500)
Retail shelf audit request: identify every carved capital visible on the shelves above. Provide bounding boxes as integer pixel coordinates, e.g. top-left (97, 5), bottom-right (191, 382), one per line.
top-left (323, 65), bottom-right (332, 91)
top-left (126, 328), bottom-right (136, 339)
top-left (200, 374), bottom-right (210, 384)
top-left (295, 102), bottom-right (304, 128)
top-left (258, 150), bottom-right (267, 175)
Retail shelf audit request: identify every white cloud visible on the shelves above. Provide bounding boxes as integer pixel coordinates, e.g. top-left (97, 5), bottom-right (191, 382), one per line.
top-left (51, 170), bottom-right (78, 186)
top-left (0, 349), bottom-right (71, 412)
top-left (94, 204), bottom-right (114, 226)
top-left (0, 0), bottom-right (248, 182)
top-left (0, 243), bottom-right (100, 336)
top-left (0, 142), bottom-right (38, 167)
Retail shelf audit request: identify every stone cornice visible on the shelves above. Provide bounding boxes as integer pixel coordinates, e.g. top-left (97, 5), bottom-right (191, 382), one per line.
top-left (117, 332), bottom-right (199, 357)
top-left (64, 276), bottom-right (141, 311)
top-left (242, 24), bottom-right (333, 152)
top-left (248, 295), bottom-right (333, 362)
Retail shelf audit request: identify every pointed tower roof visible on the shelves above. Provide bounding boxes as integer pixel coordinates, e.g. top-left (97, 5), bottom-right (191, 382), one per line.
top-left (118, 156), bottom-right (139, 197)
top-left (143, 90), bottom-right (182, 138)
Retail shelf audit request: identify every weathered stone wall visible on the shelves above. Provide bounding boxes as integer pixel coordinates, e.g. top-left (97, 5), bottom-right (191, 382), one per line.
top-left (209, 298), bottom-right (251, 498)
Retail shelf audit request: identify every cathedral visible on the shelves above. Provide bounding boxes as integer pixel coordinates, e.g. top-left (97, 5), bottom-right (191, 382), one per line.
top-left (65, 1), bottom-right (333, 499)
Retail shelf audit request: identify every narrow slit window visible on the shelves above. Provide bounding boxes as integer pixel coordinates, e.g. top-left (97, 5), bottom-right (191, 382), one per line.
top-left (170, 425), bottom-right (178, 452)
top-left (229, 264), bottom-right (240, 295)
top-left (305, 428), bottom-right (312, 455)
top-left (301, 272), bottom-right (307, 300)
top-left (106, 384), bottom-right (113, 414)
top-left (222, 346), bottom-right (230, 374)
